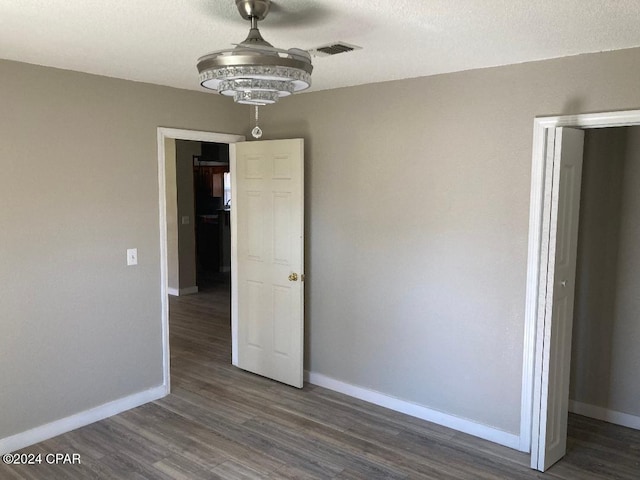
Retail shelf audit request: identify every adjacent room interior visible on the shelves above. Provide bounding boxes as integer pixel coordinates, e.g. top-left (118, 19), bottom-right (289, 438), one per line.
top-left (571, 126), bottom-right (640, 428)
top-left (168, 140), bottom-right (232, 296)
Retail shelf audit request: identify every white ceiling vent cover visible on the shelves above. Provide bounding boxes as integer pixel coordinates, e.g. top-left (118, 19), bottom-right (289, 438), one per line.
top-left (308, 42), bottom-right (362, 58)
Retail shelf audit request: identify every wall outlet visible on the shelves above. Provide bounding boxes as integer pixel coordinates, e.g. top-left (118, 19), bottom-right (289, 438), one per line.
top-left (127, 248), bottom-right (138, 266)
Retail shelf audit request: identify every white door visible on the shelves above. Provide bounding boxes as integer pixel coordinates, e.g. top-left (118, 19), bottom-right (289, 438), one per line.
top-left (230, 139), bottom-right (304, 388)
top-left (531, 127), bottom-right (584, 471)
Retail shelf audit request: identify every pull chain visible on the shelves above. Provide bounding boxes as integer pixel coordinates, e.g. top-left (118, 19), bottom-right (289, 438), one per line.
top-left (251, 105), bottom-right (263, 139)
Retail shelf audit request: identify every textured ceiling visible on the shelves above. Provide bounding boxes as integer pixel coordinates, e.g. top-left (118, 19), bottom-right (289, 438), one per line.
top-left (2, 0), bottom-right (640, 94)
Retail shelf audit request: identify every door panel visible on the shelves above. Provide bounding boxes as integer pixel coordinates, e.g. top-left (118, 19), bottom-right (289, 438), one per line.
top-left (273, 285), bottom-right (293, 355)
top-left (231, 139), bottom-right (304, 388)
top-left (533, 127), bottom-right (584, 471)
top-left (246, 280), bottom-right (264, 348)
top-left (246, 192), bottom-right (264, 260)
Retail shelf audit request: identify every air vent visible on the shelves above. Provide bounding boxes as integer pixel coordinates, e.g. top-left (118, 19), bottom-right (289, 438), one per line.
top-left (308, 42), bottom-right (362, 58)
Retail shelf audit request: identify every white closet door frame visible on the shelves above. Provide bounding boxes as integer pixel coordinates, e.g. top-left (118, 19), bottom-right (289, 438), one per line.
top-left (521, 110), bottom-right (640, 469)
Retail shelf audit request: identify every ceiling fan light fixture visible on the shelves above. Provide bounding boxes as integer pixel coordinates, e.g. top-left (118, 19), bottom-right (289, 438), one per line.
top-left (219, 79), bottom-right (295, 97)
top-left (197, 0), bottom-right (313, 105)
top-left (235, 90), bottom-right (280, 105)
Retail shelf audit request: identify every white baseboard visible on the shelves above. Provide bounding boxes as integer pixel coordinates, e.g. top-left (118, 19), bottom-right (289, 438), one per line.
top-left (0, 385), bottom-right (168, 455)
top-left (569, 400), bottom-right (640, 430)
top-left (167, 286), bottom-right (198, 296)
top-left (306, 371), bottom-right (522, 451)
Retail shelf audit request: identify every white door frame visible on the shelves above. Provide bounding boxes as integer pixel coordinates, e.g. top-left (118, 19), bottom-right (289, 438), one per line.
top-left (520, 109), bottom-right (640, 459)
top-left (157, 127), bottom-right (245, 392)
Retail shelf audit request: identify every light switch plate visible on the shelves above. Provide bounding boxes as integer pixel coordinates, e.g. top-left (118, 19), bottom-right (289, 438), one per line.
top-left (181, 216), bottom-right (190, 225)
top-left (127, 248), bottom-right (138, 266)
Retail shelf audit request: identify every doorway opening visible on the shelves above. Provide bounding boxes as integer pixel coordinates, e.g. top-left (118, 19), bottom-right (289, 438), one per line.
top-left (192, 142), bottom-right (231, 290)
top-left (521, 110), bottom-right (640, 471)
top-left (157, 128), bottom-right (244, 391)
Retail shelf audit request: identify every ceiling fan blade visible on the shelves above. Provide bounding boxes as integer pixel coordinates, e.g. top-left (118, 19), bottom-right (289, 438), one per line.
top-left (231, 43), bottom-right (311, 60)
top-left (231, 43), bottom-right (288, 54)
top-left (258, 2), bottom-right (333, 28)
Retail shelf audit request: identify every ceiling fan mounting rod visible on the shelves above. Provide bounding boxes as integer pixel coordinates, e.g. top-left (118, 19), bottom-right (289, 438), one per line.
top-left (236, 0), bottom-right (271, 22)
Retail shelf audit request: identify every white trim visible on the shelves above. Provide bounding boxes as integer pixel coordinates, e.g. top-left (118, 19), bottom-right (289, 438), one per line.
top-left (167, 286), bottom-right (199, 296)
top-left (157, 129), bottom-right (171, 392)
top-left (307, 371), bottom-right (522, 451)
top-left (520, 119), bottom-right (548, 453)
top-left (229, 144), bottom-right (239, 366)
top-left (157, 128), bottom-right (245, 392)
top-left (0, 385), bottom-right (166, 455)
top-left (522, 109), bottom-right (640, 467)
top-left (180, 286), bottom-right (199, 295)
top-left (569, 400), bottom-right (640, 430)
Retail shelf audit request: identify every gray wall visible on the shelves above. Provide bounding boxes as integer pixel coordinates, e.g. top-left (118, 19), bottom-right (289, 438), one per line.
top-left (4, 45), bottom-right (640, 445)
top-left (0, 59), bottom-right (244, 439)
top-left (176, 140), bottom-right (200, 291)
top-left (259, 47), bottom-right (640, 434)
top-left (571, 127), bottom-right (640, 417)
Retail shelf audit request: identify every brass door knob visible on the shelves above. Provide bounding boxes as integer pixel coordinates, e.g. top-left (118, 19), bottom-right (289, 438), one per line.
top-left (288, 273), bottom-right (298, 282)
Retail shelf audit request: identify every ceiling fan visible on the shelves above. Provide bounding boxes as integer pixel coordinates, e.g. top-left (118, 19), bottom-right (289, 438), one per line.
top-left (197, 0), bottom-right (312, 106)
top-left (196, 0), bottom-right (359, 106)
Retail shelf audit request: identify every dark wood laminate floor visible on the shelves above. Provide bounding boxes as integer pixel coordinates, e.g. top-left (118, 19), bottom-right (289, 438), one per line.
top-left (2, 279), bottom-right (639, 479)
